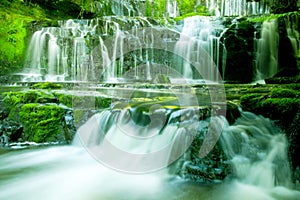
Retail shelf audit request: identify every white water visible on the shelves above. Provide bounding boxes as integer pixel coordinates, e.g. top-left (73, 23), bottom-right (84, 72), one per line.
top-left (284, 16), bottom-right (300, 62)
top-left (0, 109), bottom-right (299, 200)
top-left (174, 16), bottom-right (225, 81)
top-left (255, 19), bottom-right (279, 80)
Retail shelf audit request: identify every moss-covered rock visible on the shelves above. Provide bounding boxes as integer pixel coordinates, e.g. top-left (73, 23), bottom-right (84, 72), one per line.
top-left (53, 92), bottom-right (73, 108)
top-left (3, 90), bottom-right (58, 108)
top-left (19, 103), bottom-right (65, 143)
top-left (240, 88), bottom-right (300, 125)
top-left (0, 87), bottom-right (116, 144)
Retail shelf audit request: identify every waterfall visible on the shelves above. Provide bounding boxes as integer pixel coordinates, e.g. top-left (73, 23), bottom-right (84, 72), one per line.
top-left (284, 15), bottom-right (300, 64)
top-left (23, 19), bottom-right (99, 82)
top-left (255, 19), bottom-right (279, 80)
top-left (174, 16), bottom-right (225, 81)
top-left (24, 27), bottom-right (59, 81)
top-left (19, 2), bottom-right (297, 84)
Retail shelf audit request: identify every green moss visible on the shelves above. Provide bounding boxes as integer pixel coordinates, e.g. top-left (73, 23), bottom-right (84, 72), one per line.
top-left (0, 2), bottom-right (49, 75)
top-left (247, 11), bottom-right (299, 23)
top-left (30, 82), bottom-right (62, 90)
top-left (282, 84), bottom-right (300, 91)
top-left (240, 93), bottom-right (264, 112)
top-left (73, 109), bottom-right (86, 125)
top-left (261, 98), bottom-right (300, 122)
top-left (53, 92), bottom-right (73, 108)
top-left (240, 87), bottom-right (300, 127)
top-left (174, 11), bottom-right (210, 22)
top-left (270, 88), bottom-right (299, 98)
top-left (95, 97), bottom-right (112, 109)
top-left (4, 90), bottom-right (57, 107)
top-left (19, 103), bottom-right (65, 142)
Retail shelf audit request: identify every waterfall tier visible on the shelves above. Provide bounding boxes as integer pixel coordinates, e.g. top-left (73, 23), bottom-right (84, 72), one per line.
top-left (18, 6), bottom-right (300, 83)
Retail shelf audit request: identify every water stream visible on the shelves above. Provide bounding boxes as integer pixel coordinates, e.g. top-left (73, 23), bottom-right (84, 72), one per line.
top-left (0, 108), bottom-right (299, 200)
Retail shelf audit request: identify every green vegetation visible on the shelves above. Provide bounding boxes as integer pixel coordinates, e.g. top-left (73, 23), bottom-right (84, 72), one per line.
top-left (1, 87), bottom-right (113, 143)
top-left (4, 90), bottom-right (58, 108)
top-left (19, 103), bottom-right (65, 142)
top-left (0, 0), bottom-right (81, 76)
top-left (270, 0), bottom-right (298, 14)
top-left (0, 2), bottom-right (45, 75)
top-left (30, 82), bottom-right (62, 90)
top-left (247, 11), bottom-right (300, 23)
top-left (240, 87), bottom-right (300, 127)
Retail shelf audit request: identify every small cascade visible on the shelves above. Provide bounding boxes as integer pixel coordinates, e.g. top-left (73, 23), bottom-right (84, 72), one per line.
top-left (24, 19), bottom-right (99, 82)
top-left (255, 19), bottom-right (279, 80)
top-left (220, 111), bottom-right (291, 188)
top-left (174, 16), bottom-right (226, 81)
top-left (76, 106), bottom-right (202, 173)
top-left (213, 111), bottom-right (300, 200)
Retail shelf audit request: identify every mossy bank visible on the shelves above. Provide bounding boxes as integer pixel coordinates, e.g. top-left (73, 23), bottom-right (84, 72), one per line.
top-left (0, 83), bottom-right (112, 145)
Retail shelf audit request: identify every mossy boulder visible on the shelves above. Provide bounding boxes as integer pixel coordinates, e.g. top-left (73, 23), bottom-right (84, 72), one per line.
top-left (0, 88), bottom-right (114, 144)
top-left (19, 103), bottom-right (66, 143)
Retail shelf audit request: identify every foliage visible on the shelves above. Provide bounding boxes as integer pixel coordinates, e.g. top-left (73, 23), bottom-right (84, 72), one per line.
top-left (270, 0), bottom-right (298, 14)
top-left (176, 0), bottom-right (197, 16)
top-left (25, 0), bottom-right (81, 18)
top-left (0, 1), bottom-right (48, 75)
top-left (247, 11), bottom-right (300, 23)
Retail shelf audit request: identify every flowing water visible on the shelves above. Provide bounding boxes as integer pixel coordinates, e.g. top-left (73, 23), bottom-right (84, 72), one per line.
top-left (0, 108), bottom-right (299, 200)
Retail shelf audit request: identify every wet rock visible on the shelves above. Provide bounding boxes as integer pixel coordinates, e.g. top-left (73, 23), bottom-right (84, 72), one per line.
top-left (0, 118), bottom-right (23, 146)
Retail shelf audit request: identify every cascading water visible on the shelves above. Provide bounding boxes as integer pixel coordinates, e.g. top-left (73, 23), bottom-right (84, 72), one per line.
top-left (18, 0), bottom-right (299, 84)
top-left (254, 13), bottom-right (300, 81)
top-left (255, 19), bottom-right (279, 80)
top-left (174, 16), bottom-right (226, 81)
top-left (0, 105), bottom-right (300, 200)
